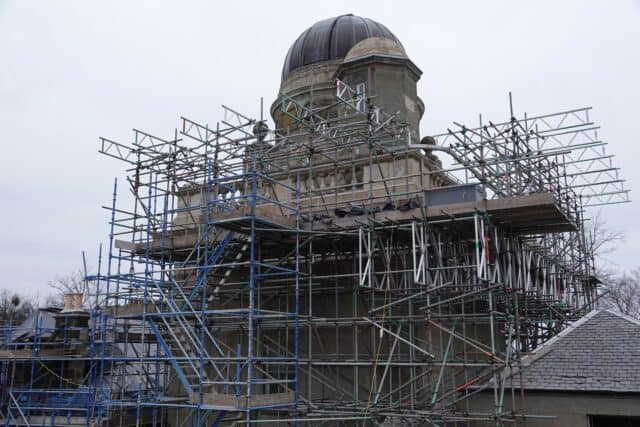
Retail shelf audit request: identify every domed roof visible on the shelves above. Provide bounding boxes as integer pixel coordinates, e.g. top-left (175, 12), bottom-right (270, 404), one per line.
top-left (344, 37), bottom-right (407, 62)
top-left (282, 14), bottom-right (402, 81)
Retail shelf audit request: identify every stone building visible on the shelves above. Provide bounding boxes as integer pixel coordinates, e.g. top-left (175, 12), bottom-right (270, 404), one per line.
top-left (0, 13), bottom-right (632, 427)
top-left (469, 310), bottom-right (640, 426)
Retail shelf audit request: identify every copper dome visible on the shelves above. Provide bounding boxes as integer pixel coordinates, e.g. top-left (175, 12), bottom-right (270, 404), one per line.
top-left (281, 14), bottom-right (402, 81)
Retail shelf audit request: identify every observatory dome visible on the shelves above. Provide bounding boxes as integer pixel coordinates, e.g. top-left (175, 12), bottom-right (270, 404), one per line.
top-left (281, 14), bottom-right (402, 81)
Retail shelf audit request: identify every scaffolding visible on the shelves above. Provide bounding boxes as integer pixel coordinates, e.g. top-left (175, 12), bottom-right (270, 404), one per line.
top-left (0, 79), bottom-right (629, 426)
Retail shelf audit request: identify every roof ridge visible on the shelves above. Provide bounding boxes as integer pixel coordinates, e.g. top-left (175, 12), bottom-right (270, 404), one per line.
top-left (498, 309), bottom-right (640, 393)
top-left (603, 308), bottom-right (640, 327)
top-left (519, 309), bottom-right (600, 365)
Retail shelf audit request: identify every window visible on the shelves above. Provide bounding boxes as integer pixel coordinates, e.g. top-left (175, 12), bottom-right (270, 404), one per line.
top-left (590, 415), bottom-right (640, 427)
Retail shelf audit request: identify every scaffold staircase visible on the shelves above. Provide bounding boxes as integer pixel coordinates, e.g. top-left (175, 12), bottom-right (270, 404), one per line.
top-left (146, 230), bottom-right (251, 397)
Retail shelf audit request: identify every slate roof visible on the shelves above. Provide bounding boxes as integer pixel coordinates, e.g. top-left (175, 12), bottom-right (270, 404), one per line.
top-left (515, 310), bottom-right (640, 393)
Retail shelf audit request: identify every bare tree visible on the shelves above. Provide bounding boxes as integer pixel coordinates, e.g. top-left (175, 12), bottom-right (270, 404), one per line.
top-left (600, 269), bottom-right (640, 319)
top-left (47, 269), bottom-right (90, 308)
top-left (0, 290), bottom-right (36, 325)
top-left (585, 211), bottom-right (640, 318)
top-left (585, 210), bottom-right (625, 281)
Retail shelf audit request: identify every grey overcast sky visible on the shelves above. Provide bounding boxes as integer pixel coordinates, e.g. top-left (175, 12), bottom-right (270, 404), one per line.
top-left (0, 1), bottom-right (638, 298)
